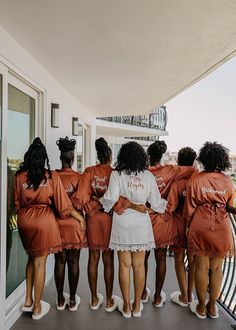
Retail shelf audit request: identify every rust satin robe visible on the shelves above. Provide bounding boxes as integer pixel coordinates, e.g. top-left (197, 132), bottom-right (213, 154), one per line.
top-left (185, 171), bottom-right (235, 258)
top-left (14, 170), bottom-right (73, 257)
top-left (73, 164), bottom-right (113, 251)
top-left (56, 168), bottom-right (87, 250)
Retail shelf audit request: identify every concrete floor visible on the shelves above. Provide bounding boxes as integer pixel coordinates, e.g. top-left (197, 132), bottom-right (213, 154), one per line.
top-left (12, 250), bottom-right (235, 330)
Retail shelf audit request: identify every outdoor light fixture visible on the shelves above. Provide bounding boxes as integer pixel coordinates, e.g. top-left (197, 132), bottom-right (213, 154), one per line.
top-left (51, 103), bottom-right (59, 127)
top-left (72, 117), bottom-right (79, 136)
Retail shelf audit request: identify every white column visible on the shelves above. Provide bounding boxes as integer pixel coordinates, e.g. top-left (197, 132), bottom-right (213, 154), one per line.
top-left (88, 123), bottom-right (96, 166)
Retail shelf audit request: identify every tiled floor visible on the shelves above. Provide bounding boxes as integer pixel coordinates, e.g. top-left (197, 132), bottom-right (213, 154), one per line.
top-left (12, 250), bottom-right (235, 330)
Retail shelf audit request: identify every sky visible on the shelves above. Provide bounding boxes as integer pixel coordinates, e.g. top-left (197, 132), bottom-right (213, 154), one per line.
top-left (164, 55), bottom-right (236, 155)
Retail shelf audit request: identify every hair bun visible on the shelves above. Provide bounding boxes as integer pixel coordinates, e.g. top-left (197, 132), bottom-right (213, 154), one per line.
top-left (154, 140), bottom-right (167, 154)
top-left (32, 137), bottom-right (43, 146)
top-left (95, 137), bottom-right (109, 152)
top-left (56, 136), bottom-right (76, 152)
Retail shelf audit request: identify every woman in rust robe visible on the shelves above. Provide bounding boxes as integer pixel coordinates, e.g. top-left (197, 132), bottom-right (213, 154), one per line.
top-left (168, 147), bottom-right (197, 306)
top-left (72, 138), bottom-right (120, 312)
top-left (14, 138), bottom-right (84, 320)
top-left (54, 137), bottom-right (87, 312)
top-left (144, 141), bottom-right (195, 306)
top-left (185, 142), bottom-right (235, 319)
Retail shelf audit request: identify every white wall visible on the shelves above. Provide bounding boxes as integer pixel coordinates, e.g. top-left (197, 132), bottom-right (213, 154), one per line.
top-left (0, 25), bottom-right (96, 169)
top-left (0, 25), bottom-right (97, 329)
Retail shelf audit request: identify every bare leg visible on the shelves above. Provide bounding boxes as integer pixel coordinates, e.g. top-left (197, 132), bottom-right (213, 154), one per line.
top-left (102, 250), bottom-right (114, 308)
top-left (54, 251), bottom-right (67, 307)
top-left (141, 251), bottom-right (150, 300)
top-left (67, 249), bottom-right (81, 309)
top-left (25, 256), bottom-right (34, 307)
top-left (207, 257), bottom-right (223, 316)
top-left (187, 254), bottom-right (195, 302)
top-left (154, 248), bottom-right (167, 305)
top-left (118, 251), bottom-right (132, 313)
top-left (174, 251), bottom-right (188, 304)
top-left (33, 255), bottom-right (47, 315)
top-left (88, 249), bottom-right (100, 306)
top-left (132, 251), bottom-right (146, 313)
top-left (194, 255), bottom-right (209, 316)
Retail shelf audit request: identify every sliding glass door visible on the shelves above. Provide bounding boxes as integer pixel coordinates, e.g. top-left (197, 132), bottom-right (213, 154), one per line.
top-left (6, 76), bottom-right (38, 297)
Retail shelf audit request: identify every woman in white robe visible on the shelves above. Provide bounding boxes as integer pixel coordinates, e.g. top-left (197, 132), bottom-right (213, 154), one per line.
top-left (101, 142), bottom-right (166, 318)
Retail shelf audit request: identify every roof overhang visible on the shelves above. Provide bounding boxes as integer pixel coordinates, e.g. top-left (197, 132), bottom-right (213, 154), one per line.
top-left (0, 0), bottom-right (236, 116)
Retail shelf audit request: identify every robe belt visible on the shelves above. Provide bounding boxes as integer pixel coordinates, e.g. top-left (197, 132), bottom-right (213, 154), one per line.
top-left (199, 203), bottom-right (226, 231)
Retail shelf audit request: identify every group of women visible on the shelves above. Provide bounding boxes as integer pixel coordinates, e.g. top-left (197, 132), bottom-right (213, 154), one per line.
top-left (14, 136), bottom-right (235, 321)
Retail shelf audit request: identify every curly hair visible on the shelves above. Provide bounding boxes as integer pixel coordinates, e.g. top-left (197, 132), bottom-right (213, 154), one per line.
top-left (115, 141), bottom-right (148, 174)
top-left (95, 137), bottom-right (112, 164)
top-left (197, 141), bottom-right (231, 172)
top-left (17, 137), bottom-right (51, 190)
top-left (56, 136), bottom-right (76, 167)
top-left (177, 147), bottom-right (197, 166)
top-left (147, 140), bottom-right (167, 166)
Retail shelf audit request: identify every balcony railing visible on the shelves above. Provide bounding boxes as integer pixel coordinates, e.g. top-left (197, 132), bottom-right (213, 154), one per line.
top-left (97, 106), bottom-right (167, 131)
top-left (218, 213), bottom-right (236, 320)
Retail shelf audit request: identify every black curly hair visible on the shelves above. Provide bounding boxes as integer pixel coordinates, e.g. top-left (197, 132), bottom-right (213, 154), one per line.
top-left (56, 136), bottom-right (76, 168)
top-left (115, 141), bottom-right (148, 175)
top-left (95, 137), bottom-right (112, 164)
top-left (147, 140), bottom-right (167, 166)
top-left (17, 137), bottom-right (51, 190)
top-left (197, 141), bottom-right (231, 172)
top-left (177, 147), bottom-right (197, 166)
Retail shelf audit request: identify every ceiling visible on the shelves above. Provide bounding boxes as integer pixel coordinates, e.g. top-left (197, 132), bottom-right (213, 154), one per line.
top-left (0, 0), bottom-right (236, 116)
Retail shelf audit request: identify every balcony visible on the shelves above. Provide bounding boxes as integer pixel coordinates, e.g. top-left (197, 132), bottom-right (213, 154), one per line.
top-left (12, 215), bottom-right (236, 330)
top-left (96, 106), bottom-right (168, 140)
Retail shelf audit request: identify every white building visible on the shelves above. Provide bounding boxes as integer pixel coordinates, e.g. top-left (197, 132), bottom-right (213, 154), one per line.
top-left (1, 1), bottom-right (236, 328)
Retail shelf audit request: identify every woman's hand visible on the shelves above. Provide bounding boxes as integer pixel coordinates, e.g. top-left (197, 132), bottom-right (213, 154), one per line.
top-left (79, 218), bottom-right (86, 231)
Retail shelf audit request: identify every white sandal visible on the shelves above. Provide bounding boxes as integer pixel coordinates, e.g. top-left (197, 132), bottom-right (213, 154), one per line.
top-left (152, 291), bottom-right (166, 308)
top-left (170, 291), bottom-right (188, 307)
top-left (141, 287), bottom-right (151, 304)
top-left (118, 301), bottom-right (131, 318)
top-left (189, 301), bottom-right (206, 319)
top-left (132, 302), bottom-right (144, 317)
top-left (69, 295), bottom-right (81, 312)
top-left (90, 293), bottom-right (104, 310)
top-left (21, 303), bottom-right (34, 312)
top-left (56, 292), bottom-right (69, 311)
top-left (206, 302), bottom-right (219, 319)
top-left (105, 295), bottom-right (122, 312)
top-left (32, 301), bottom-right (50, 320)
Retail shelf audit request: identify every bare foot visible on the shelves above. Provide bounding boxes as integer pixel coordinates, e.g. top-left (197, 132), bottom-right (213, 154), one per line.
top-left (57, 296), bottom-right (65, 307)
top-left (106, 298), bottom-right (114, 309)
top-left (123, 301), bottom-right (131, 314)
top-left (206, 302), bottom-right (217, 316)
top-left (179, 294), bottom-right (188, 305)
top-left (153, 293), bottom-right (162, 305)
top-left (91, 296), bottom-right (99, 307)
top-left (33, 303), bottom-right (41, 316)
top-left (132, 302), bottom-right (141, 314)
top-left (196, 304), bottom-right (206, 317)
top-left (24, 297), bottom-right (33, 307)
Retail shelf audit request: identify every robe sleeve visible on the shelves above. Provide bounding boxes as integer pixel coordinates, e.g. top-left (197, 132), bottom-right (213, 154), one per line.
top-left (100, 171), bottom-right (120, 213)
top-left (174, 166), bottom-right (196, 181)
top-left (184, 176), bottom-right (197, 223)
top-left (147, 174), bottom-right (167, 214)
top-left (52, 172), bottom-right (73, 218)
top-left (166, 181), bottom-right (179, 213)
top-left (71, 170), bottom-right (91, 210)
top-left (14, 174), bottom-right (21, 213)
top-left (227, 180), bottom-right (236, 208)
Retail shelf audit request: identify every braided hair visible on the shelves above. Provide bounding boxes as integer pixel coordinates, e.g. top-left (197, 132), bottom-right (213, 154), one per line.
top-left (56, 136), bottom-right (76, 168)
top-left (197, 141), bottom-right (231, 172)
top-left (18, 137), bottom-right (51, 190)
top-left (147, 140), bottom-right (167, 166)
top-left (95, 137), bottom-right (112, 164)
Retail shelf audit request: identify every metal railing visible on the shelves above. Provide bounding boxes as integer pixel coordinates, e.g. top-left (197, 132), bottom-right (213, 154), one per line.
top-left (218, 213), bottom-right (236, 320)
top-left (97, 106), bottom-right (167, 131)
